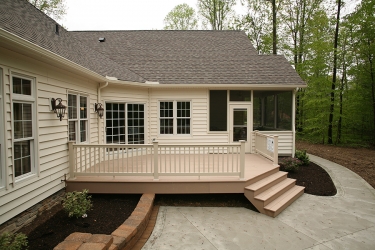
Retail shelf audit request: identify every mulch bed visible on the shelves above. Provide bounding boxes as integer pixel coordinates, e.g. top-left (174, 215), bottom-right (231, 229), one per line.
top-left (19, 194), bottom-right (141, 250)
top-left (284, 161), bottom-right (337, 196)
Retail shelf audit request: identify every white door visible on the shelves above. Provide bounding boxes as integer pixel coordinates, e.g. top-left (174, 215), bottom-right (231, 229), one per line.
top-left (229, 104), bottom-right (252, 153)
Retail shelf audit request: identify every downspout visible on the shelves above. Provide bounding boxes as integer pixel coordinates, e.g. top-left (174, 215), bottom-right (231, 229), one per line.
top-left (98, 82), bottom-right (109, 143)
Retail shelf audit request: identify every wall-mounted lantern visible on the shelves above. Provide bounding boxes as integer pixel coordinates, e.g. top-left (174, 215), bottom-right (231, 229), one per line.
top-left (51, 98), bottom-right (66, 121)
top-left (94, 103), bottom-right (104, 118)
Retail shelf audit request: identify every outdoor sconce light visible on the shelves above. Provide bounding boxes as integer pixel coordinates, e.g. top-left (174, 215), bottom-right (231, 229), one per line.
top-left (51, 98), bottom-right (66, 121)
top-left (94, 103), bottom-right (104, 118)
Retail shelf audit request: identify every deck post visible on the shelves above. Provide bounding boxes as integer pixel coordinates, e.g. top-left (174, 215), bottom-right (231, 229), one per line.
top-left (254, 130), bottom-right (259, 154)
top-left (153, 141), bottom-right (159, 180)
top-left (68, 141), bottom-right (75, 179)
top-left (240, 140), bottom-right (245, 179)
top-left (273, 135), bottom-right (279, 166)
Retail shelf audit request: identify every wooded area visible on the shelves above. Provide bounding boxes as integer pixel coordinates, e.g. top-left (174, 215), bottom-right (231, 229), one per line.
top-left (164, 0), bottom-right (374, 146)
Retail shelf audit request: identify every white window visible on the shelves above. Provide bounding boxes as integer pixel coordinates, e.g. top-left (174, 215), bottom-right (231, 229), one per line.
top-left (68, 94), bottom-right (88, 143)
top-left (159, 101), bottom-right (191, 135)
top-left (105, 103), bottom-right (145, 144)
top-left (12, 74), bottom-right (36, 179)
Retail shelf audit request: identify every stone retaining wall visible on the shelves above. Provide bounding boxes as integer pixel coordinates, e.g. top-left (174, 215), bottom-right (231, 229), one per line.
top-left (0, 189), bottom-right (65, 234)
top-left (54, 193), bottom-right (155, 250)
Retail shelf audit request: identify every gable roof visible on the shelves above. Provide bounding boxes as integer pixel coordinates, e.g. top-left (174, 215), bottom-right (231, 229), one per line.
top-left (0, 0), bottom-right (145, 83)
top-left (0, 0), bottom-right (305, 86)
top-left (72, 30), bottom-right (306, 85)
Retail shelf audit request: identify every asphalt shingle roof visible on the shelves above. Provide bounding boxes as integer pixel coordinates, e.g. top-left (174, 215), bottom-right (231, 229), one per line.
top-left (1, 0), bottom-right (305, 86)
top-left (0, 0), bottom-right (145, 82)
top-left (72, 30), bottom-right (305, 85)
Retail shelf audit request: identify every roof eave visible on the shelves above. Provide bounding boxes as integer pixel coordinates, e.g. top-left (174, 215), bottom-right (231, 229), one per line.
top-left (0, 28), bottom-right (108, 83)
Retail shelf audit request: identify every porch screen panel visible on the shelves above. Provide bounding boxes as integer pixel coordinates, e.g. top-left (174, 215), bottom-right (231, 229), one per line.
top-left (106, 103), bottom-right (125, 144)
top-left (253, 91), bottom-right (292, 131)
top-left (127, 104), bottom-right (144, 144)
top-left (209, 90), bottom-right (227, 131)
top-left (160, 102), bottom-right (173, 134)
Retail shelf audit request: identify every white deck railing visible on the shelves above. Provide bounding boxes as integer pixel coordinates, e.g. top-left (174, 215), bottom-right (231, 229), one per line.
top-left (69, 141), bottom-right (246, 180)
top-left (254, 131), bottom-right (278, 165)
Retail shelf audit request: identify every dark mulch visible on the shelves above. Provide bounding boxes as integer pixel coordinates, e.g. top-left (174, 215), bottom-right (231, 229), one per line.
top-left (19, 194), bottom-right (141, 250)
top-left (283, 161), bottom-right (337, 196)
top-left (19, 156), bottom-right (337, 250)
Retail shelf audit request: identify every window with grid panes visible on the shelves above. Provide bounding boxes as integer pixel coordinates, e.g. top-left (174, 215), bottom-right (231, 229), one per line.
top-left (159, 101), bottom-right (191, 135)
top-left (105, 103), bottom-right (145, 144)
top-left (68, 94), bottom-right (88, 143)
top-left (12, 75), bottom-right (35, 178)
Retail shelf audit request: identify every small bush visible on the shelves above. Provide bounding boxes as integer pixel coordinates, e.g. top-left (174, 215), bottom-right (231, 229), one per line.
top-left (62, 189), bottom-right (93, 218)
top-left (279, 157), bottom-right (302, 172)
top-left (295, 149), bottom-right (310, 165)
top-left (0, 232), bottom-right (28, 250)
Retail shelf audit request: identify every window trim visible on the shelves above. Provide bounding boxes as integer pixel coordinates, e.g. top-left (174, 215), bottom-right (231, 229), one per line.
top-left (68, 93), bottom-right (89, 144)
top-left (11, 73), bottom-right (37, 181)
top-left (158, 100), bottom-right (192, 136)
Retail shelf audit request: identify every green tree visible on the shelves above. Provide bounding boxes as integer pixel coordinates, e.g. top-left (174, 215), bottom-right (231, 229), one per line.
top-left (28, 0), bottom-right (66, 21)
top-left (232, 0), bottom-right (273, 54)
top-left (298, 10), bottom-right (333, 143)
top-left (344, 0), bottom-right (375, 145)
top-left (164, 3), bottom-right (198, 30)
top-left (327, 0), bottom-right (342, 144)
top-left (198, 0), bottom-right (236, 30)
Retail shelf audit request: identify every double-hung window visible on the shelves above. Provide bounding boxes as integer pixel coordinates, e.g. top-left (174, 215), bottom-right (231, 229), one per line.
top-left (68, 94), bottom-right (88, 143)
top-left (12, 75), bottom-right (35, 178)
top-left (160, 101), bottom-right (191, 135)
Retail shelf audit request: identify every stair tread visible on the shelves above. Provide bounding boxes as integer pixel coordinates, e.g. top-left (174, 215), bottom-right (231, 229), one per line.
top-left (245, 171), bottom-right (287, 191)
top-left (255, 178), bottom-right (296, 201)
top-left (264, 185), bottom-right (305, 212)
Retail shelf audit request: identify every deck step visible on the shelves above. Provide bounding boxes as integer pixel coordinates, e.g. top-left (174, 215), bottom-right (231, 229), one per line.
top-left (245, 171), bottom-right (287, 196)
top-left (255, 178), bottom-right (296, 206)
top-left (264, 185), bottom-right (305, 217)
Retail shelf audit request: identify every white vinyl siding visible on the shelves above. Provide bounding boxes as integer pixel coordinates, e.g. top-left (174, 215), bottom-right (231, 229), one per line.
top-left (150, 89), bottom-right (228, 144)
top-left (11, 75), bottom-right (36, 179)
top-left (0, 47), bottom-right (99, 225)
top-left (0, 67), bottom-right (4, 188)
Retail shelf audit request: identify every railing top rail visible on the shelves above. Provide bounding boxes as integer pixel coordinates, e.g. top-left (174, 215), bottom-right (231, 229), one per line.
top-left (71, 143), bottom-right (242, 148)
top-left (72, 144), bottom-right (153, 148)
top-left (158, 143), bottom-right (241, 147)
top-left (254, 131), bottom-right (277, 139)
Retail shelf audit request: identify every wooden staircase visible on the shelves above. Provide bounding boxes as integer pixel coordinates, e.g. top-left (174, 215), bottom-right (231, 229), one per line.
top-left (244, 170), bottom-right (305, 217)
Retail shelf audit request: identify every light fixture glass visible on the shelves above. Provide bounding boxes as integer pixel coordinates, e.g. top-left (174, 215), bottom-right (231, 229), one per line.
top-left (51, 98), bottom-right (66, 121)
top-left (95, 103), bottom-right (104, 118)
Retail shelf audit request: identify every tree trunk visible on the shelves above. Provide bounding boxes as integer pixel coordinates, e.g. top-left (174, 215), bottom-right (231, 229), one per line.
top-left (272, 0), bottom-right (277, 54)
top-left (328, 0), bottom-right (341, 144)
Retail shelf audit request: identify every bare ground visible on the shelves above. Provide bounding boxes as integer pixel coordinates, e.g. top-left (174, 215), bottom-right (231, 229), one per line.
top-left (296, 140), bottom-right (375, 188)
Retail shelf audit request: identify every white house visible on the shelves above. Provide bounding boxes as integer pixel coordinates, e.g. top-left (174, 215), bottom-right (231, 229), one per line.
top-left (0, 0), bottom-right (306, 226)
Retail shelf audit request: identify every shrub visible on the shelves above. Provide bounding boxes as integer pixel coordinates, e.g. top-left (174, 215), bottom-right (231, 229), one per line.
top-left (62, 189), bottom-right (93, 218)
top-left (279, 157), bottom-right (302, 172)
top-left (0, 232), bottom-right (28, 250)
top-left (295, 149), bottom-right (310, 166)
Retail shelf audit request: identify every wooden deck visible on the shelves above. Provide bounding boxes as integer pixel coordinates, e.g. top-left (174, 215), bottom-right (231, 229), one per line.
top-left (66, 153), bottom-right (304, 217)
top-left (66, 153), bottom-right (278, 194)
